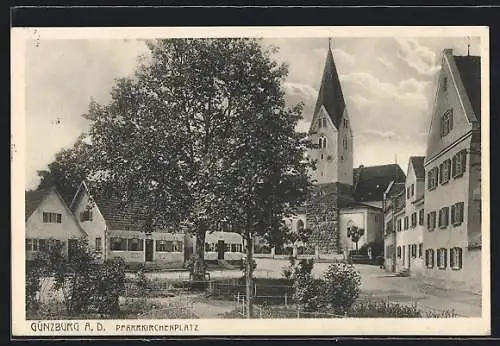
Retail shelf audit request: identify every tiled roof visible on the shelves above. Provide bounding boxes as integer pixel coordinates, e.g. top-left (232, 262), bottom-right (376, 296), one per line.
top-left (313, 48), bottom-right (346, 129)
top-left (454, 55), bottom-right (481, 123)
top-left (353, 164), bottom-right (406, 202)
top-left (25, 186), bottom-right (55, 221)
top-left (409, 156), bottom-right (425, 179)
top-left (94, 195), bottom-right (149, 231)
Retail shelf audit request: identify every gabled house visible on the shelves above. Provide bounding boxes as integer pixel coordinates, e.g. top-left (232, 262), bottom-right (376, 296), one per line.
top-left (69, 181), bottom-right (186, 267)
top-left (422, 48), bottom-right (482, 293)
top-left (386, 156), bottom-right (426, 276)
top-left (25, 186), bottom-right (86, 261)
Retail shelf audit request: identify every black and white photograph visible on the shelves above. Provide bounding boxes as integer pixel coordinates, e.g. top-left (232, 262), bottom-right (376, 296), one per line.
top-left (11, 26), bottom-right (490, 336)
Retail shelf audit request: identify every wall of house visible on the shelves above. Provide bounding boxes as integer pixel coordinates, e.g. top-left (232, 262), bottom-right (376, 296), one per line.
top-left (467, 136), bottom-right (482, 249)
top-left (106, 229), bottom-right (184, 266)
top-left (72, 190), bottom-right (107, 260)
top-left (393, 211), bottom-right (405, 272)
top-left (26, 192), bottom-right (84, 260)
top-left (423, 135), bottom-right (477, 289)
top-left (426, 51), bottom-right (474, 161)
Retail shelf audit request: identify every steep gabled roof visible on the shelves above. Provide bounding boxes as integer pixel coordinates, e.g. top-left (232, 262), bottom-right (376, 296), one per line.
top-left (312, 47), bottom-right (346, 130)
top-left (409, 156), bottom-right (425, 179)
top-left (353, 164), bottom-right (406, 202)
top-left (454, 55), bottom-right (481, 124)
top-left (25, 186), bottom-right (55, 221)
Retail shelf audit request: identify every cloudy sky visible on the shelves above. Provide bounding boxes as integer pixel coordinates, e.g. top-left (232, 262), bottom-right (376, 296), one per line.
top-left (24, 35), bottom-right (480, 190)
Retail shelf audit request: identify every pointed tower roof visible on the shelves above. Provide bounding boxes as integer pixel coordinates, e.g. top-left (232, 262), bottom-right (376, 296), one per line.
top-left (313, 40), bottom-right (346, 129)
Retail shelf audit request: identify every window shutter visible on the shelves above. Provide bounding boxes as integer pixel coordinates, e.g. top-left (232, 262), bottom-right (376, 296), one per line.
top-left (428, 171), bottom-right (432, 190)
top-left (450, 248), bottom-right (455, 268)
top-left (461, 150), bottom-right (467, 175)
top-left (437, 250), bottom-right (441, 267)
top-left (427, 214), bottom-right (430, 229)
top-left (447, 159), bottom-right (451, 180)
top-left (460, 202), bottom-right (465, 223)
top-left (452, 156), bottom-right (456, 177)
top-left (439, 163), bottom-right (443, 184)
top-left (451, 204), bottom-right (455, 224)
top-left (449, 109), bottom-right (453, 131)
top-left (444, 249), bottom-right (448, 268)
top-left (458, 248), bottom-right (463, 269)
top-left (445, 207), bottom-right (449, 226)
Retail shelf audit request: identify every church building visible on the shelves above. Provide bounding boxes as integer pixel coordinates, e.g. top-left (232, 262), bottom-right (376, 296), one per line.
top-left (286, 42), bottom-right (406, 258)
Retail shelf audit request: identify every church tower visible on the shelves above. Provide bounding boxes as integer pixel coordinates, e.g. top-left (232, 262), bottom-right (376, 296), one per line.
top-left (308, 40), bottom-right (353, 187)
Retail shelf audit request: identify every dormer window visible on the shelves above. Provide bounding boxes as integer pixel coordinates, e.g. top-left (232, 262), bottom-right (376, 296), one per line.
top-left (440, 108), bottom-right (453, 137)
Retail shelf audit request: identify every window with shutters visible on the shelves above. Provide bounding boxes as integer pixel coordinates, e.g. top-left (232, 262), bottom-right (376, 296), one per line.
top-left (437, 248), bottom-right (448, 269)
top-left (411, 184), bottom-right (415, 196)
top-left (439, 159), bottom-right (451, 185)
top-left (418, 243), bottom-right (423, 258)
top-left (425, 249), bottom-right (434, 268)
top-left (397, 219), bottom-right (402, 232)
top-left (411, 244), bottom-right (417, 258)
top-left (440, 108), bottom-right (453, 137)
top-left (411, 212), bottom-right (417, 227)
top-left (428, 167), bottom-right (439, 190)
top-left (404, 216), bottom-right (409, 230)
top-left (450, 247), bottom-right (463, 270)
top-left (427, 211), bottom-right (436, 231)
top-left (418, 209), bottom-right (424, 225)
top-left (452, 150), bottom-right (467, 178)
top-left (397, 246), bottom-right (401, 258)
top-left (438, 207), bottom-right (449, 228)
top-left (451, 202), bottom-right (465, 226)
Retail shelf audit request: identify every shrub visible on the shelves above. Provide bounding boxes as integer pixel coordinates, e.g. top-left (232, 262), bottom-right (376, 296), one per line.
top-left (348, 300), bottom-right (422, 317)
top-left (92, 257), bottom-right (126, 315)
top-left (295, 259), bottom-right (314, 277)
top-left (293, 274), bottom-right (324, 312)
top-left (320, 263), bottom-right (361, 314)
top-left (136, 268), bottom-right (153, 293)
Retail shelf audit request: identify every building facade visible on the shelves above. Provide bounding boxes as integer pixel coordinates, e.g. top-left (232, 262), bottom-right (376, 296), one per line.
top-left (25, 187), bottom-right (87, 261)
top-left (422, 49), bottom-right (481, 293)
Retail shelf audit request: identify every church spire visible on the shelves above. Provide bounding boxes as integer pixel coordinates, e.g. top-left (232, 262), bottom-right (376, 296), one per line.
top-left (313, 39), bottom-right (346, 129)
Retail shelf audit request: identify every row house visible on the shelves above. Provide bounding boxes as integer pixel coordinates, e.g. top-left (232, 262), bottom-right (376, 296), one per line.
top-left (25, 180), bottom-right (245, 267)
top-left (383, 48), bottom-right (482, 294)
top-left (422, 48), bottom-right (482, 293)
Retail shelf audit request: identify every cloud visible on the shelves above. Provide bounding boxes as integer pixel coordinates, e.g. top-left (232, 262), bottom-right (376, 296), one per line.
top-left (378, 57), bottom-right (394, 69)
top-left (395, 38), bottom-right (441, 76)
top-left (283, 82), bottom-right (318, 123)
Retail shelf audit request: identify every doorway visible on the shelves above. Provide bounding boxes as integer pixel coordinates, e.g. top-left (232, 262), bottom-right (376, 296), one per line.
top-left (67, 239), bottom-right (78, 261)
top-left (145, 239), bottom-right (154, 262)
top-left (217, 240), bottom-right (225, 260)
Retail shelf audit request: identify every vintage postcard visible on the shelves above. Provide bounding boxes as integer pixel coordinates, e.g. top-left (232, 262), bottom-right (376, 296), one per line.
top-left (11, 26), bottom-right (490, 337)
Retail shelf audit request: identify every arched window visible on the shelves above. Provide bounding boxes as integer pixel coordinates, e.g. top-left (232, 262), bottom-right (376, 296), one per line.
top-left (296, 219), bottom-right (304, 232)
top-left (318, 137), bottom-right (327, 149)
top-left (343, 136), bottom-right (348, 150)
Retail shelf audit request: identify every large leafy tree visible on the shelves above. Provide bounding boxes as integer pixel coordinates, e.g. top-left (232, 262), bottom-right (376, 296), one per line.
top-left (209, 39), bottom-right (315, 317)
top-left (35, 134), bottom-right (92, 205)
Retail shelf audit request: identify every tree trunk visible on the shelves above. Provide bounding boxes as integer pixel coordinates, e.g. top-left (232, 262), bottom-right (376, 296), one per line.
top-left (245, 233), bottom-right (254, 319)
top-left (192, 226), bottom-right (207, 281)
top-left (355, 241), bottom-right (358, 252)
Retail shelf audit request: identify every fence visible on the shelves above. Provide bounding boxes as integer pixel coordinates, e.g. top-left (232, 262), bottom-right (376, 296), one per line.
top-left (234, 293), bottom-right (345, 319)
